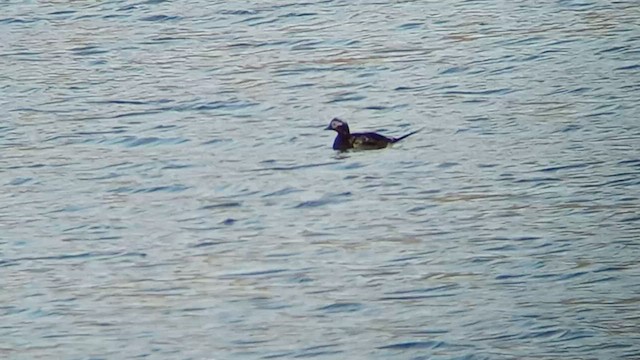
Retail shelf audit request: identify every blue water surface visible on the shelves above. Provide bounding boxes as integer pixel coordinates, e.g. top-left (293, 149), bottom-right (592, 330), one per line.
top-left (1, 0), bottom-right (639, 359)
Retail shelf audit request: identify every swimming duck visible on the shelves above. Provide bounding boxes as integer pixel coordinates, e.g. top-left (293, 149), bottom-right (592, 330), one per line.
top-left (324, 118), bottom-right (419, 151)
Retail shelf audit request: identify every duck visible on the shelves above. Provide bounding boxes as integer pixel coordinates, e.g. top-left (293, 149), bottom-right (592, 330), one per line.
top-left (324, 118), bottom-right (420, 151)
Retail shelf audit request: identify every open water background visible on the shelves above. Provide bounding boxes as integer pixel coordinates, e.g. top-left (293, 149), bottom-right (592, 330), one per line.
top-left (1, 1), bottom-right (640, 359)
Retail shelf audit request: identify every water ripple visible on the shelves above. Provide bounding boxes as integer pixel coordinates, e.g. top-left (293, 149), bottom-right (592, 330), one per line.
top-left (1, 0), bottom-right (638, 359)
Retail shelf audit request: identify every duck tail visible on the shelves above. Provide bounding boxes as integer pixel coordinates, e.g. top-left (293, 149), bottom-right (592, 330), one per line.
top-left (392, 128), bottom-right (422, 143)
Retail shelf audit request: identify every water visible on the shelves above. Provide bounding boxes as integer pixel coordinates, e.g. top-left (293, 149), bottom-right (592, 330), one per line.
top-left (1, 0), bottom-right (639, 359)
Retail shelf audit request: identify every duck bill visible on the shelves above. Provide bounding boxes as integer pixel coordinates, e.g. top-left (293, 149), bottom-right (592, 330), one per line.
top-left (324, 125), bottom-right (332, 130)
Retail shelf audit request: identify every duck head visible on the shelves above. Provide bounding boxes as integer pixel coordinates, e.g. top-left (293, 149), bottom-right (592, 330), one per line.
top-left (324, 117), bottom-right (350, 135)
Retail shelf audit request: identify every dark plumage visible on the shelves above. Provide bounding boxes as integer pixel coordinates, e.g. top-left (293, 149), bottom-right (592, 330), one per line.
top-left (324, 118), bottom-right (419, 151)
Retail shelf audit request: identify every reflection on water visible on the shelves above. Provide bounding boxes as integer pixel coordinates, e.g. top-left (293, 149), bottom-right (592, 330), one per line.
top-left (1, 0), bottom-right (639, 359)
